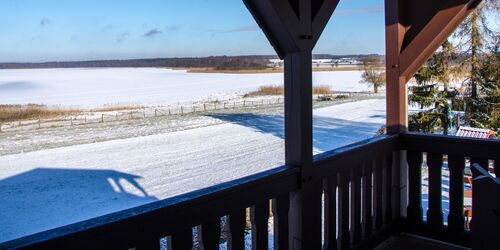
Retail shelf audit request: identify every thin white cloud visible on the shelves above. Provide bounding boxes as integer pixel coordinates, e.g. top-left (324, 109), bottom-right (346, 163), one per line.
top-left (335, 6), bottom-right (383, 16)
top-left (40, 18), bottom-right (51, 27)
top-left (143, 29), bottom-right (162, 37)
top-left (116, 32), bottom-right (130, 43)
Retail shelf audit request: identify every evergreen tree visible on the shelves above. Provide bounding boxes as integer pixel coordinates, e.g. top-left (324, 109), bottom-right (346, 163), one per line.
top-left (475, 36), bottom-right (500, 133)
top-left (409, 41), bottom-right (456, 134)
top-left (454, 0), bottom-right (499, 127)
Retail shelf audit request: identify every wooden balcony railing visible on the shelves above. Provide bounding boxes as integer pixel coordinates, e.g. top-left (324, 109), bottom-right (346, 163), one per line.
top-left (1, 133), bottom-right (498, 249)
top-left (401, 133), bottom-right (499, 247)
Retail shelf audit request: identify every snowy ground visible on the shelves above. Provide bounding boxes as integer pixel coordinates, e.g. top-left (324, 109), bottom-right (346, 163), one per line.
top-left (0, 68), bottom-right (370, 108)
top-left (0, 99), bottom-right (386, 243)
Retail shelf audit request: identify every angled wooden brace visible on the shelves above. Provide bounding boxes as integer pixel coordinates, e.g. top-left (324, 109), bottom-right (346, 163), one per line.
top-left (385, 0), bottom-right (482, 133)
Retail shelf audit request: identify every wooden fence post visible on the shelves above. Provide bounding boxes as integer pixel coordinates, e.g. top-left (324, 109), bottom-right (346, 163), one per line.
top-left (168, 107), bottom-right (171, 115)
top-left (204, 104), bottom-right (206, 111)
top-left (101, 114), bottom-right (104, 123)
top-left (38, 119), bottom-right (41, 129)
top-left (70, 117), bottom-right (73, 126)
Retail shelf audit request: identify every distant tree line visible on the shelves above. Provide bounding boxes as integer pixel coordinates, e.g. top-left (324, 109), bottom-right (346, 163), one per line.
top-left (0, 56), bottom-right (274, 70)
top-left (0, 54), bottom-right (384, 70)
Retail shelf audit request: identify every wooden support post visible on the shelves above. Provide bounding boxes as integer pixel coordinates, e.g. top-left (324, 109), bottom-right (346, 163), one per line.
top-left (203, 103), bottom-right (206, 111)
top-left (286, 50), bottom-right (321, 249)
top-left (243, 0), bottom-right (340, 248)
top-left (385, 0), bottom-right (407, 223)
top-left (101, 114), bottom-right (104, 123)
top-left (385, 0), bottom-right (407, 134)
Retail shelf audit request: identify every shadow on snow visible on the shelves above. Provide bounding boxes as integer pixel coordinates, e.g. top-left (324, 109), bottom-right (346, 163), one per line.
top-left (0, 168), bottom-right (157, 242)
top-left (209, 113), bottom-right (384, 152)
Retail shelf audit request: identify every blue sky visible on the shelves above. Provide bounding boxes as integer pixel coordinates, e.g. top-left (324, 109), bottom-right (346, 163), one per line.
top-left (0, 0), bottom-right (385, 62)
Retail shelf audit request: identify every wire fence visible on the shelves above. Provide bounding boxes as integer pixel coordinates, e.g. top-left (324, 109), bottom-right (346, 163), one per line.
top-left (0, 98), bottom-right (283, 133)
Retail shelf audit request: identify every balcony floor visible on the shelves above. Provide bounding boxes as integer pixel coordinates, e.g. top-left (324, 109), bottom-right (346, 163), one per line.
top-left (375, 234), bottom-right (469, 250)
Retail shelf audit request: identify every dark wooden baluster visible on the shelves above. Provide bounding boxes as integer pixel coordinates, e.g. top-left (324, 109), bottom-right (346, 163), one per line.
top-left (272, 194), bottom-right (289, 250)
top-left (350, 165), bottom-right (362, 245)
top-left (251, 201), bottom-right (269, 250)
top-left (338, 171), bottom-right (350, 250)
top-left (373, 157), bottom-right (384, 231)
top-left (324, 174), bottom-right (338, 250)
top-left (169, 227), bottom-right (193, 250)
top-left (494, 158), bottom-right (500, 177)
top-left (407, 150), bottom-right (423, 229)
top-left (427, 153), bottom-right (443, 233)
top-left (447, 155), bottom-right (465, 243)
top-left (384, 152), bottom-right (393, 224)
top-left (200, 218), bottom-right (221, 250)
top-left (227, 209), bottom-right (246, 250)
top-left (135, 237), bottom-right (160, 250)
top-left (362, 161), bottom-right (373, 239)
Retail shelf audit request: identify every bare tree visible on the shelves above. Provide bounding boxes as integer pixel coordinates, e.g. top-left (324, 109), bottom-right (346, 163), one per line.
top-left (360, 67), bottom-right (386, 93)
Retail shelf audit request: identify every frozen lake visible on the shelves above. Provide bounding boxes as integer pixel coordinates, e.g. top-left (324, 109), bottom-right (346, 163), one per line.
top-left (0, 68), bottom-right (369, 107)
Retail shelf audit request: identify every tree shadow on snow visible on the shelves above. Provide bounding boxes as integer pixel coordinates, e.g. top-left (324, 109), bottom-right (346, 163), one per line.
top-left (209, 113), bottom-right (384, 152)
top-left (0, 168), bottom-right (157, 243)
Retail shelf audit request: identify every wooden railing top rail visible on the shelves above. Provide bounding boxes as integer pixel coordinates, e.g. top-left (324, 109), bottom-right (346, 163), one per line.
top-left (401, 132), bottom-right (500, 158)
top-left (1, 166), bottom-right (299, 249)
top-left (313, 134), bottom-right (399, 178)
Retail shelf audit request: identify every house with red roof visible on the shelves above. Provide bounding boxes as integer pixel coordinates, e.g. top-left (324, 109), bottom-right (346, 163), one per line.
top-left (456, 126), bottom-right (497, 139)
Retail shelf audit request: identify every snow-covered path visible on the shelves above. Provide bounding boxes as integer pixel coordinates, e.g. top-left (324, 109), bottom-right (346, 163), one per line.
top-left (0, 99), bottom-right (385, 243)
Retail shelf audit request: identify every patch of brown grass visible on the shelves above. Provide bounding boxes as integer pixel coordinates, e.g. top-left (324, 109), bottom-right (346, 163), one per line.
top-left (244, 85), bottom-right (284, 97)
top-left (244, 85), bottom-right (332, 97)
top-left (186, 66), bottom-right (382, 74)
top-left (0, 104), bottom-right (75, 122)
top-left (93, 105), bottom-right (144, 112)
top-left (313, 85), bottom-right (332, 95)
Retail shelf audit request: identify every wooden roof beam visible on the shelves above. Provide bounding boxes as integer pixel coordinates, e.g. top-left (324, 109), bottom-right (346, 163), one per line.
top-left (243, 0), bottom-right (339, 58)
top-left (399, 0), bottom-right (482, 81)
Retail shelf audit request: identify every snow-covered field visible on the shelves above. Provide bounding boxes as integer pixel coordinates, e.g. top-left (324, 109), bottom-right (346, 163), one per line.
top-left (0, 99), bottom-right (386, 243)
top-left (0, 68), bottom-right (369, 107)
